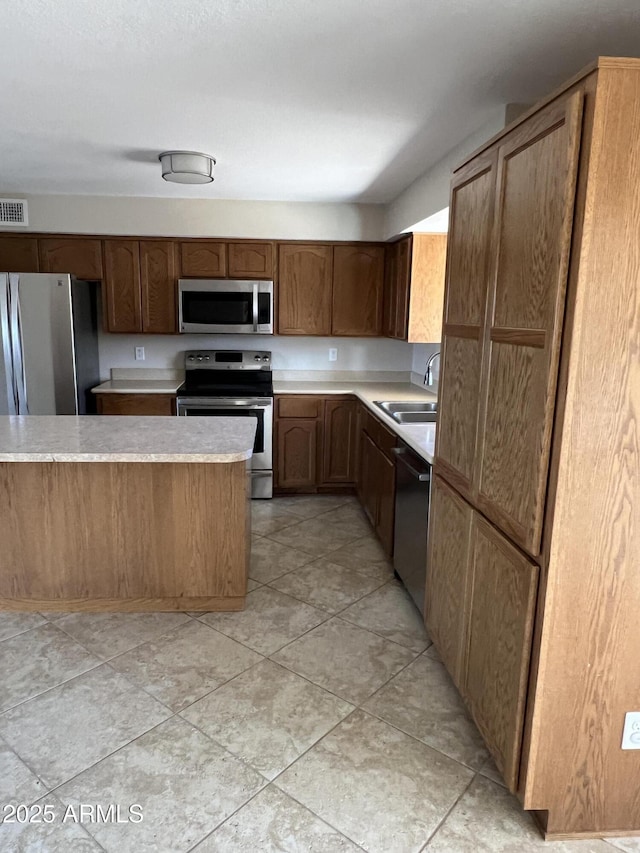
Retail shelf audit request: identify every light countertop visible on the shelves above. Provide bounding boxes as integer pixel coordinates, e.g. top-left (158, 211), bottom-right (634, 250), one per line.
top-left (0, 416), bottom-right (256, 463)
top-left (274, 379), bottom-right (438, 464)
top-left (91, 379), bottom-right (185, 394)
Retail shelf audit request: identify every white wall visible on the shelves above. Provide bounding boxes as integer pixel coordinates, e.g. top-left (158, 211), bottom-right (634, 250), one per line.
top-left (15, 194), bottom-right (384, 241)
top-left (98, 332), bottom-right (413, 379)
top-left (384, 106), bottom-right (507, 238)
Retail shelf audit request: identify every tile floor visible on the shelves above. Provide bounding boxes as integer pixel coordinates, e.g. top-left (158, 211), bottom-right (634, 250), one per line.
top-left (0, 495), bottom-right (634, 852)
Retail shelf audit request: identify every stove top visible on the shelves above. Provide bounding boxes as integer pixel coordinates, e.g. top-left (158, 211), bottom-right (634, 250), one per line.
top-left (178, 350), bottom-right (273, 398)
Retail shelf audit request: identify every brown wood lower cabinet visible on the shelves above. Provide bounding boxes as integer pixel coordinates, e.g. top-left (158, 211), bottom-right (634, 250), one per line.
top-left (426, 475), bottom-right (538, 793)
top-left (355, 403), bottom-right (397, 557)
top-left (95, 393), bottom-right (176, 416)
top-left (276, 419), bottom-right (319, 489)
top-left (275, 395), bottom-right (357, 493)
top-left (465, 515), bottom-right (538, 792)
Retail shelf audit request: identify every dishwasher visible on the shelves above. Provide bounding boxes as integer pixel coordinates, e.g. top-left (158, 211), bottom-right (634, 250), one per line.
top-left (392, 442), bottom-right (432, 615)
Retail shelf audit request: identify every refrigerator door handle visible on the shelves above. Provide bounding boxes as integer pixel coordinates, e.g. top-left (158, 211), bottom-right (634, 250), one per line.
top-left (0, 275), bottom-right (18, 414)
top-left (9, 274), bottom-right (29, 414)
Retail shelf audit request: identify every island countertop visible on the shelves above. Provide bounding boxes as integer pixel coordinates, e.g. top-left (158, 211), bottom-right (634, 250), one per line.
top-left (0, 415), bottom-right (256, 463)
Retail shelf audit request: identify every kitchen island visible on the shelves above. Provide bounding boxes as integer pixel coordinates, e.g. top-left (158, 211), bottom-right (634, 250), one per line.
top-left (0, 415), bottom-right (255, 612)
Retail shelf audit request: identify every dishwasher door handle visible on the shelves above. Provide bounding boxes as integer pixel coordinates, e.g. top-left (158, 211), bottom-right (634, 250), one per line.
top-left (392, 447), bottom-right (431, 481)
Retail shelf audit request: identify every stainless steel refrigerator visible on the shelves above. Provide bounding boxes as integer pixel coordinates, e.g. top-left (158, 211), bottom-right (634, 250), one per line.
top-left (0, 273), bottom-right (100, 415)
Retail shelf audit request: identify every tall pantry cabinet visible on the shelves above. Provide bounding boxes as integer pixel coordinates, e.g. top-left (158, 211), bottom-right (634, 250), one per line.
top-left (426, 57), bottom-right (640, 839)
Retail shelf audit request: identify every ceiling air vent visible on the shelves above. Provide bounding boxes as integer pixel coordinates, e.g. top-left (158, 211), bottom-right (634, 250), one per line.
top-left (0, 199), bottom-right (28, 227)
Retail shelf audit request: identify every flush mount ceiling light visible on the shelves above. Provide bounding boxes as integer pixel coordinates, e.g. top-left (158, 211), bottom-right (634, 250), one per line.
top-left (159, 151), bottom-right (216, 184)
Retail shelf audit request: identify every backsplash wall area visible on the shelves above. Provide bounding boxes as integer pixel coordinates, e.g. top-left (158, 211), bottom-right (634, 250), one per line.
top-left (97, 332), bottom-right (417, 379)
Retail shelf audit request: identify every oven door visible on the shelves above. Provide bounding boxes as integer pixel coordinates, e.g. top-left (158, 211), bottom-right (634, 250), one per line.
top-left (176, 397), bottom-right (273, 470)
top-left (178, 279), bottom-right (273, 334)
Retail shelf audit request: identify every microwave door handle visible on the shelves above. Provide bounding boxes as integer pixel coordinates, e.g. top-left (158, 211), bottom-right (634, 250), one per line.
top-left (252, 283), bottom-right (259, 332)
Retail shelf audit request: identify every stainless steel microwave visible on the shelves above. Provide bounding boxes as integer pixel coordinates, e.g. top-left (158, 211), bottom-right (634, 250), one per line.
top-left (178, 279), bottom-right (274, 334)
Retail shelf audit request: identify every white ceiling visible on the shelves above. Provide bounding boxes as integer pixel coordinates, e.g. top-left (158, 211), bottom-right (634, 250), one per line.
top-left (2, 0), bottom-right (640, 203)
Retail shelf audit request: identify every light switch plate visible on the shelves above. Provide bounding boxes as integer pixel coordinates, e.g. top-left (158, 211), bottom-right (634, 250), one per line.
top-left (329, 348), bottom-right (338, 362)
top-left (135, 346), bottom-right (145, 361)
top-left (621, 712), bottom-right (640, 749)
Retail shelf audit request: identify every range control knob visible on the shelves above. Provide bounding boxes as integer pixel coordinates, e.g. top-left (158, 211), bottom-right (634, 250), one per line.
top-left (196, 354), bottom-right (204, 362)
top-left (254, 355), bottom-right (261, 361)
top-left (262, 356), bottom-right (270, 362)
top-left (187, 356), bottom-right (195, 361)
top-left (203, 355), bottom-right (210, 361)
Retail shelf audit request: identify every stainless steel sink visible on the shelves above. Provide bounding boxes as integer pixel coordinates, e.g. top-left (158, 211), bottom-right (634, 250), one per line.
top-left (373, 401), bottom-right (438, 424)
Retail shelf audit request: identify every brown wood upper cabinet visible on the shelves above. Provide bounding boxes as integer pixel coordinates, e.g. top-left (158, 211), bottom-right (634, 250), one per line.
top-left (39, 237), bottom-right (103, 280)
top-left (228, 242), bottom-right (274, 278)
top-left (103, 239), bottom-right (177, 334)
top-left (180, 241), bottom-right (227, 277)
top-left (278, 244), bottom-right (333, 335)
top-left (0, 236), bottom-right (39, 272)
top-left (384, 234), bottom-right (447, 342)
top-left (332, 245), bottom-right (385, 336)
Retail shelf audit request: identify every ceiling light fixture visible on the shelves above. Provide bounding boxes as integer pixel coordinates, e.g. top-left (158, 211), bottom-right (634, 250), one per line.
top-left (159, 151), bottom-right (216, 184)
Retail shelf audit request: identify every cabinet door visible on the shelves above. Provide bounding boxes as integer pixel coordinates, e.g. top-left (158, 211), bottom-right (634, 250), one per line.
top-left (393, 236), bottom-right (411, 339)
top-left (102, 240), bottom-right (142, 333)
top-left (375, 446), bottom-right (396, 557)
top-left (96, 394), bottom-right (176, 415)
top-left (406, 234), bottom-right (447, 343)
top-left (180, 242), bottom-right (226, 277)
top-left (382, 242), bottom-right (398, 338)
top-left (358, 431), bottom-right (378, 524)
top-left (425, 476), bottom-right (473, 691)
top-left (476, 92), bottom-right (583, 556)
top-left (228, 242), bottom-right (274, 279)
top-left (140, 241), bottom-right (177, 333)
top-left (39, 238), bottom-right (103, 280)
top-left (276, 419), bottom-right (319, 489)
top-left (332, 245), bottom-right (384, 336)
top-left (322, 399), bottom-right (357, 484)
top-left (435, 150), bottom-right (498, 498)
top-left (465, 514), bottom-right (538, 792)
top-left (278, 244), bottom-right (332, 335)
top-left (0, 237), bottom-right (39, 272)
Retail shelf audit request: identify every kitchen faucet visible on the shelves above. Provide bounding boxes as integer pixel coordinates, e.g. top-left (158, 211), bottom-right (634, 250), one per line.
top-left (424, 351), bottom-right (440, 387)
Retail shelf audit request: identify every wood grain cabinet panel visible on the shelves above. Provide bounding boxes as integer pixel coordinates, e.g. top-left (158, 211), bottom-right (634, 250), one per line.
top-left (332, 245), bottom-right (384, 336)
top-left (228, 242), bottom-right (274, 278)
top-left (95, 394), bottom-right (176, 416)
top-left (322, 399), bottom-right (357, 483)
top-left (425, 476), bottom-right (473, 691)
top-left (278, 396), bottom-right (321, 419)
top-left (276, 419), bottom-right (319, 489)
top-left (102, 240), bottom-right (142, 333)
top-left (476, 92), bottom-right (583, 556)
top-left (358, 431), bottom-right (379, 524)
top-left (375, 447), bottom-right (396, 556)
top-left (278, 244), bottom-right (332, 335)
top-left (435, 153), bottom-right (498, 498)
top-left (180, 242), bottom-right (227, 277)
top-left (465, 514), bottom-right (538, 793)
top-left (39, 238), bottom-right (103, 280)
top-left (140, 241), bottom-right (177, 333)
top-left (0, 237), bottom-right (39, 272)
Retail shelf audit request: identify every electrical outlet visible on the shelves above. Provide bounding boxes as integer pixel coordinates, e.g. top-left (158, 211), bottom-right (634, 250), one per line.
top-left (134, 346), bottom-right (145, 361)
top-left (329, 348), bottom-right (338, 362)
top-left (622, 712), bottom-right (640, 749)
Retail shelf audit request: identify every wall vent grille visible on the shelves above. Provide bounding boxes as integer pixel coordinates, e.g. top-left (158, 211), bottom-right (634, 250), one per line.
top-left (0, 199), bottom-right (28, 227)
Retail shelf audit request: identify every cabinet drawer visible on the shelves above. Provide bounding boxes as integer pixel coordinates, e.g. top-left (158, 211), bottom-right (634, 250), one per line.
top-left (278, 396), bottom-right (321, 419)
top-left (96, 394), bottom-right (176, 416)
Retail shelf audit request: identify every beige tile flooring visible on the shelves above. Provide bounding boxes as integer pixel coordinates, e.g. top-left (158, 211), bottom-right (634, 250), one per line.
top-left (0, 495), bottom-right (633, 852)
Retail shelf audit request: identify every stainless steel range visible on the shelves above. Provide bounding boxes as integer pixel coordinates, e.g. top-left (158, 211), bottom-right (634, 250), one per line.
top-left (176, 350), bottom-right (273, 499)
